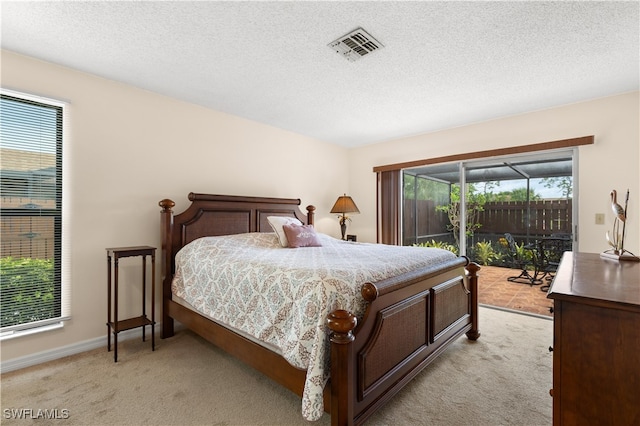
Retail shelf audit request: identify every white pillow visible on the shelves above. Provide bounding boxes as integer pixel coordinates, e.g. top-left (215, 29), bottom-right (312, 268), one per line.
top-left (267, 216), bottom-right (303, 247)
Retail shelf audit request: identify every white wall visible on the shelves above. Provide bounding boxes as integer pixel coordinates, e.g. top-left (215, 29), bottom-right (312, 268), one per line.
top-left (0, 50), bottom-right (349, 362)
top-left (347, 92), bottom-right (640, 257)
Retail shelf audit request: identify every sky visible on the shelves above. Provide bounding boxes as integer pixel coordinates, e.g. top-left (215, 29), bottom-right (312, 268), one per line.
top-left (492, 178), bottom-right (569, 199)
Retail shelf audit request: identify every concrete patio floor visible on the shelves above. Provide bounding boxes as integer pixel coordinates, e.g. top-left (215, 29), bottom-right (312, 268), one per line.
top-left (478, 265), bottom-right (554, 317)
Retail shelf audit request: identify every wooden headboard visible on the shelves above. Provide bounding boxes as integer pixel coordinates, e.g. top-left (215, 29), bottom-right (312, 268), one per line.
top-left (159, 192), bottom-right (315, 285)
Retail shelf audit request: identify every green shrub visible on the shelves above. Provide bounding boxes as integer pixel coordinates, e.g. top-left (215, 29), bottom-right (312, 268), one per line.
top-left (414, 240), bottom-right (459, 255)
top-left (474, 240), bottom-right (495, 265)
top-left (513, 242), bottom-right (534, 263)
top-left (0, 257), bottom-right (55, 327)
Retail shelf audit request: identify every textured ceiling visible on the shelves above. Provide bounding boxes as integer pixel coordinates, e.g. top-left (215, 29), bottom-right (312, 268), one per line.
top-left (1, 1), bottom-right (638, 148)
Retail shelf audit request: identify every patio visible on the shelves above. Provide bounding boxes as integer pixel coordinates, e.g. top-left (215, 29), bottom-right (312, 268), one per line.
top-left (478, 265), bottom-right (553, 317)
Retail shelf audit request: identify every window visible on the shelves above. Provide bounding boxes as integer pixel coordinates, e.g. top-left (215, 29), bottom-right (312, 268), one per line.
top-left (0, 90), bottom-right (68, 338)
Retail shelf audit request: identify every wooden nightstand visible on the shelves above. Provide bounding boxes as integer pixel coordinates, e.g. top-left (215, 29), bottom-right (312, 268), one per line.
top-left (106, 246), bottom-right (156, 362)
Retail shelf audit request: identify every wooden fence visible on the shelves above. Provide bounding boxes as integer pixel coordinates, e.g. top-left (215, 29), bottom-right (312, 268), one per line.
top-left (404, 199), bottom-right (572, 245)
top-left (403, 199), bottom-right (449, 245)
top-left (1, 197), bottom-right (56, 259)
top-left (477, 200), bottom-right (572, 236)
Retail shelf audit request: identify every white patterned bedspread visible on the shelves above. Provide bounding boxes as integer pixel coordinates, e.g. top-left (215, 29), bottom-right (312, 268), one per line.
top-left (172, 232), bottom-right (457, 421)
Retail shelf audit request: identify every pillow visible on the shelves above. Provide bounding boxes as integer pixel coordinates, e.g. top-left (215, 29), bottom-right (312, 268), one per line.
top-left (267, 216), bottom-right (303, 247)
top-left (282, 223), bottom-right (322, 248)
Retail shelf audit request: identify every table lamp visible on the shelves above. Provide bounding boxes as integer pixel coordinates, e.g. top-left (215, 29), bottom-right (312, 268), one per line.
top-left (330, 194), bottom-right (360, 240)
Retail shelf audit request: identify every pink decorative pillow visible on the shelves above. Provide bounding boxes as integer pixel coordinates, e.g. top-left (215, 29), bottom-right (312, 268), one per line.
top-left (282, 223), bottom-right (322, 248)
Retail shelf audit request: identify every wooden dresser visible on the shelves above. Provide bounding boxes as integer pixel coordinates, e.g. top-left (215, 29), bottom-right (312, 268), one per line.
top-left (547, 252), bottom-right (640, 425)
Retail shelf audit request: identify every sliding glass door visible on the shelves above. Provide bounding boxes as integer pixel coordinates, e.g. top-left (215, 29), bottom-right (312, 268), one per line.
top-left (402, 150), bottom-right (576, 261)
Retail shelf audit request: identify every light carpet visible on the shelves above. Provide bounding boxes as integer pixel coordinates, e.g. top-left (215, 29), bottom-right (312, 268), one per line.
top-left (0, 307), bottom-right (553, 425)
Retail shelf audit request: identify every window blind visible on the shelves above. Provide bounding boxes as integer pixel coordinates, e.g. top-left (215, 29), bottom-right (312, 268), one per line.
top-left (0, 90), bottom-right (69, 335)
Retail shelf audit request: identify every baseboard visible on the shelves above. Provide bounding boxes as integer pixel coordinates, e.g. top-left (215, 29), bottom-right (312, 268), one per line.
top-left (0, 326), bottom-right (159, 374)
top-left (480, 303), bottom-right (553, 321)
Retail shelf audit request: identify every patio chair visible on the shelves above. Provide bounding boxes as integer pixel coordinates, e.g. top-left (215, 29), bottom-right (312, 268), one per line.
top-left (538, 235), bottom-right (573, 292)
top-left (504, 233), bottom-right (542, 286)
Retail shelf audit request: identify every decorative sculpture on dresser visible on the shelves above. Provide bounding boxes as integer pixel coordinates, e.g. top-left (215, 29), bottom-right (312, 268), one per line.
top-left (602, 189), bottom-right (639, 261)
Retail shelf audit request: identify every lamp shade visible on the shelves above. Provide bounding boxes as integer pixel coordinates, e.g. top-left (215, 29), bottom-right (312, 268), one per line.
top-left (330, 194), bottom-right (360, 214)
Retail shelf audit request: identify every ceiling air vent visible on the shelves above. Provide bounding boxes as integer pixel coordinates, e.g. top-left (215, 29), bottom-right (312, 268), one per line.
top-left (328, 28), bottom-right (384, 62)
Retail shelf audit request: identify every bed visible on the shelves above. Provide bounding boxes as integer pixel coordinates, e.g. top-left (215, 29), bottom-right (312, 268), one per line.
top-left (159, 193), bottom-right (480, 425)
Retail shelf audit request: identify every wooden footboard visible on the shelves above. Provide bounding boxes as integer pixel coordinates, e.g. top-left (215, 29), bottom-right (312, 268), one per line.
top-left (328, 258), bottom-right (480, 426)
top-left (159, 194), bottom-right (479, 426)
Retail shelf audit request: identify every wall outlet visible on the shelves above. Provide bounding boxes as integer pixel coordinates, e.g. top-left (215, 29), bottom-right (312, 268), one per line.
top-left (595, 213), bottom-right (605, 225)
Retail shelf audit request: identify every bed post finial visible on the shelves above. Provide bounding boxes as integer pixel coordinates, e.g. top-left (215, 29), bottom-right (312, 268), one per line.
top-left (306, 205), bottom-right (316, 226)
top-left (159, 199), bottom-right (175, 212)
